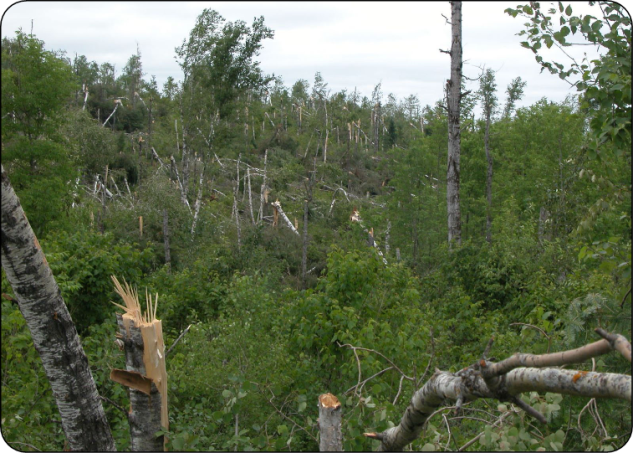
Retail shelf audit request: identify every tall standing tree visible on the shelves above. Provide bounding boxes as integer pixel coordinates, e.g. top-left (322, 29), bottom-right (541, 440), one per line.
top-left (444, 1), bottom-right (463, 246)
top-left (503, 76), bottom-right (527, 118)
top-left (478, 68), bottom-right (498, 243)
top-left (175, 9), bottom-right (274, 121)
top-left (1, 165), bottom-right (116, 451)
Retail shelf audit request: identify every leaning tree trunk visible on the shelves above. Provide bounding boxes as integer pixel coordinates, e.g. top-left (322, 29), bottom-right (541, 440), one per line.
top-left (446, 0), bottom-right (463, 246)
top-left (0, 165), bottom-right (116, 451)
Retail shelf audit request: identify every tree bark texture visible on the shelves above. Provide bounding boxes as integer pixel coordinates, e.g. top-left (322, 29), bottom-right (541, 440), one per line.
top-left (0, 165), bottom-right (116, 451)
top-left (446, 0), bottom-right (462, 246)
top-left (318, 393), bottom-right (343, 451)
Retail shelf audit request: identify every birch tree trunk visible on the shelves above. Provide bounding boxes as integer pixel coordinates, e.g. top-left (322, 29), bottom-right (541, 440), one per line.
top-left (0, 165), bottom-right (116, 451)
top-left (364, 329), bottom-right (631, 451)
top-left (446, 0), bottom-right (463, 246)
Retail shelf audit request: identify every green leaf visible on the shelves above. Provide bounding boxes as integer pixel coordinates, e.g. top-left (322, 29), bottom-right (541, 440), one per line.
top-left (422, 443), bottom-right (436, 451)
top-left (565, 4), bottom-right (572, 16)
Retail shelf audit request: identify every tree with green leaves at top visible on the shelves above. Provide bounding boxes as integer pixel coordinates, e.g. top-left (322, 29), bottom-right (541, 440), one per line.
top-left (503, 76), bottom-right (527, 118)
top-left (477, 68), bottom-right (498, 243)
top-left (1, 30), bottom-right (77, 237)
top-left (505, 1), bottom-right (631, 156)
top-left (176, 9), bottom-right (275, 121)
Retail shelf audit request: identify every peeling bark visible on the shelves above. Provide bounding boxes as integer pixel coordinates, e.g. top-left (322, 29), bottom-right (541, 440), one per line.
top-left (1, 165), bottom-right (116, 451)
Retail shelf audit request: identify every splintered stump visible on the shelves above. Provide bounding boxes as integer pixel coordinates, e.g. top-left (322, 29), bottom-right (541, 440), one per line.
top-left (318, 393), bottom-right (343, 451)
top-left (110, 277), bottom-right (168, 451)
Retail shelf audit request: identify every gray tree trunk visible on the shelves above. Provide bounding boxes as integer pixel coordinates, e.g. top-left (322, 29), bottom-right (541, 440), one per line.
top-left (318, 393), bottom-right (343, 451)
top-left (0, 165), bottom-right (116, 451)
top-left (163, 209), bottom-right (171, 272)
top-left (446, 0), bottom-right (463, 246)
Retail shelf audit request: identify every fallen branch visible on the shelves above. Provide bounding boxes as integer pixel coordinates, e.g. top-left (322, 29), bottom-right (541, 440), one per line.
top-left (364, 329), bottom-right (631, 451)
top-left (166, 324), bottom-right (192, 357)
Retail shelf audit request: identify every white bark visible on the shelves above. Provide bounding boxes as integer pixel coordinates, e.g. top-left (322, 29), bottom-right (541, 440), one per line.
top-left (103, 100), bottom-right (120, 127)
top-left (365, 330), bottom-right (631, 451)
top-left (1, 165), bottom-right (116, 451)
top-left (271, 200), bottom-right (300, 236)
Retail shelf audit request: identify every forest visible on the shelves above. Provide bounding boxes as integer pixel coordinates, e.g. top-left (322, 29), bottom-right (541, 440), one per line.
top-left (1, 1), bottom-right (631, 451)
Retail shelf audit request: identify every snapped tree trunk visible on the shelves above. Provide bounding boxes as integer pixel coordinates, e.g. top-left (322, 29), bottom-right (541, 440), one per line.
top-left (0, 165), bottom-right (116, 451)
top-left (446, 0), bottom-right (463, 246)
top-left (318, 393), bottom-right (343, 451)
top-left (110, 277), bottom-right (169, 451)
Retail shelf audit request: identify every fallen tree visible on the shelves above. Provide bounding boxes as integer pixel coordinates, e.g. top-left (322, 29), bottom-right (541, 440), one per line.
top-left (363, 328), bottom-right (631, 451)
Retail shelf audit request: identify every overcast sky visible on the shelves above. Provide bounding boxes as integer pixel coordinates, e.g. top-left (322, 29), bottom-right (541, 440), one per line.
top-left (1, 1), bottom-right (605, 113)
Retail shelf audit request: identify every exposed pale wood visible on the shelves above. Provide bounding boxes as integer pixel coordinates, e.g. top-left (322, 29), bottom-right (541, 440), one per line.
top-left (111, 276), bottom-right (168, 450)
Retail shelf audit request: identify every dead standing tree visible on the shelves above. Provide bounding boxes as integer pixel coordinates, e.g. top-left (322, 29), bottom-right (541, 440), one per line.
top-left (0, 165), bottom-right (116, 451)
top-left (363, 328), bottom-right (631, 451)
top-left (441, 1), bottom-right (463, 247)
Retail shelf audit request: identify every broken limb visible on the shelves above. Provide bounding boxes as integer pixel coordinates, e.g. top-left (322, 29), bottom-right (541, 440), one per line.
top-left (270, 200), bottom-right (300, 236)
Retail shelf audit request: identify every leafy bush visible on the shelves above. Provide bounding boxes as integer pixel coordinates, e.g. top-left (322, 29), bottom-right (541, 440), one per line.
top-left (41, 228), bottom-right (156, 334)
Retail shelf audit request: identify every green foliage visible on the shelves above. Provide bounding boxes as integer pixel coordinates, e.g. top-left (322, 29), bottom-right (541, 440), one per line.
top-left (40, 229), bottom-right (156, 334)
top-left (147, 261), bottom-right (228, 335)
top-left (506, 2), bottom-right (631, 154)
top-left (176, 9), bottom-right (274, 119)
top-left (1, 31), bottom-right (78, 237)
top-left (1, 300), bottom-right (65, 451)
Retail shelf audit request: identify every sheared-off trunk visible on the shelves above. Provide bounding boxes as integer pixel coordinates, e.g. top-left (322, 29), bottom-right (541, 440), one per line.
top-left (110, 278), bottom-right (168, 451)
top-left (318, 393), bottom-right (343, 451)
top-left (0, 165), bottom-right (116, 451)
